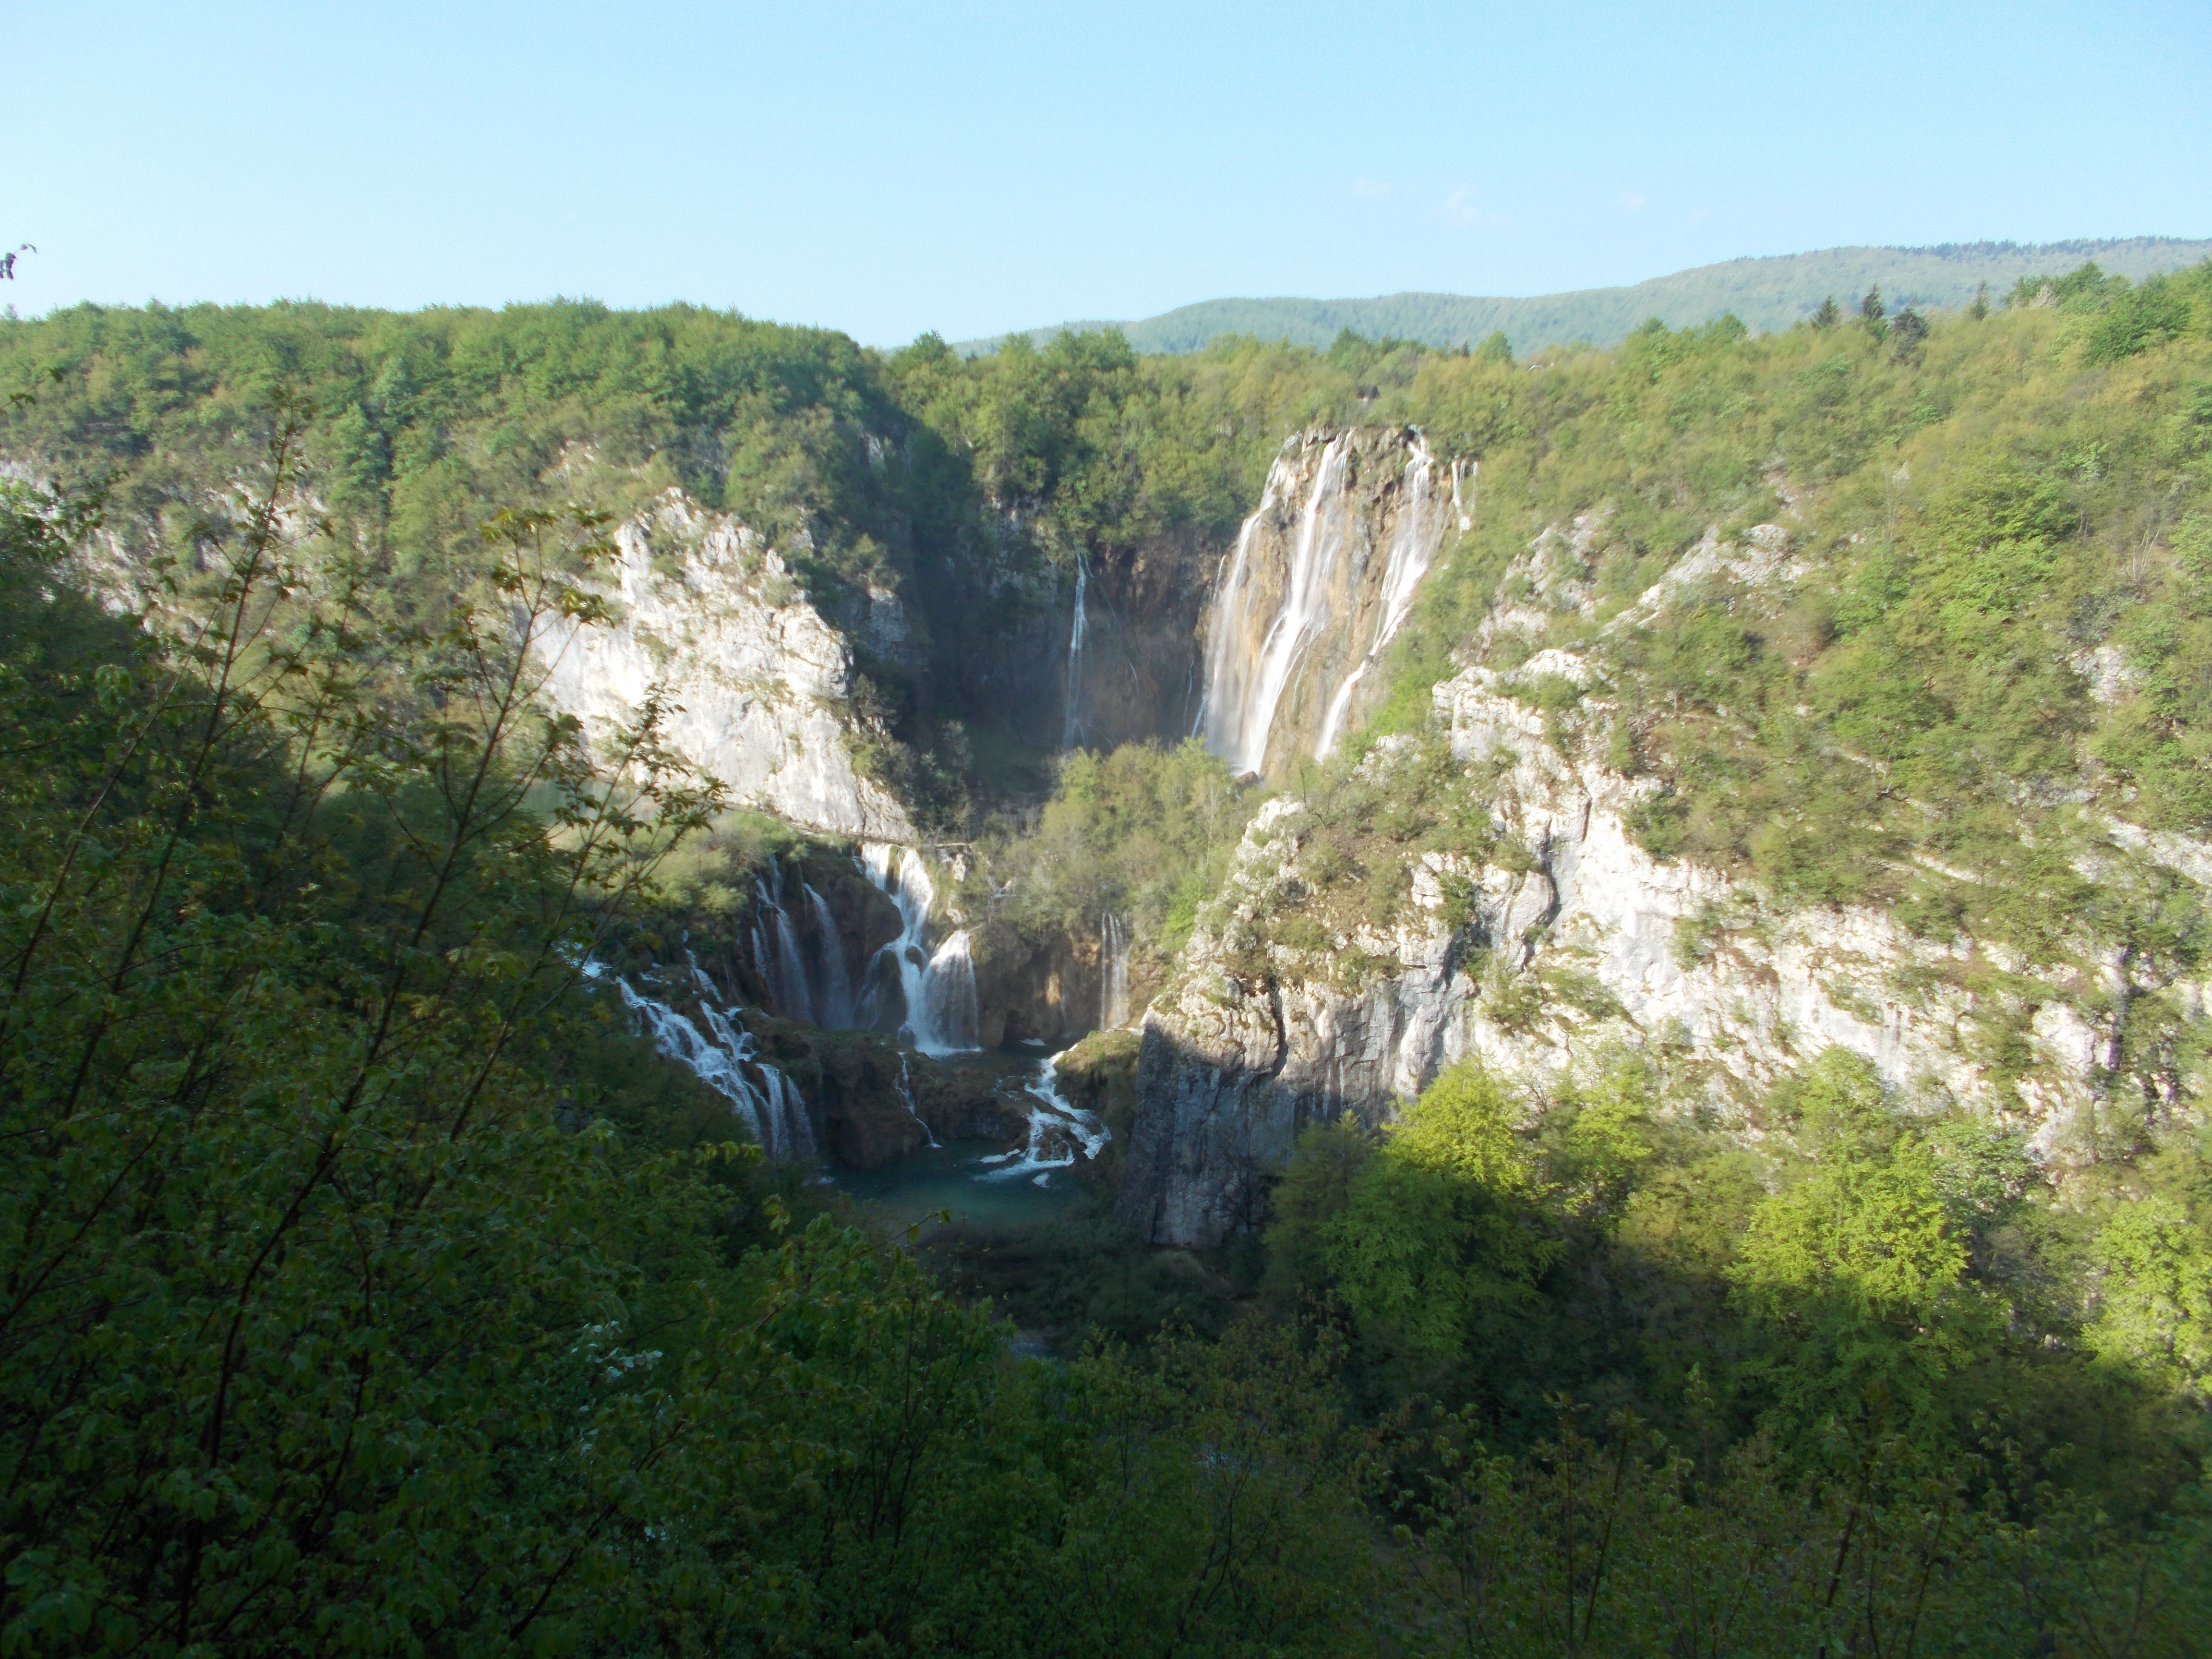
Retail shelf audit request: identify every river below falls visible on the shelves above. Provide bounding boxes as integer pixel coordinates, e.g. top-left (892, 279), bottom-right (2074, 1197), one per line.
top-left (826, 1138), bottom-right (1090, 1227)
top-left (823, 1045), bottom-right (1098, 1229)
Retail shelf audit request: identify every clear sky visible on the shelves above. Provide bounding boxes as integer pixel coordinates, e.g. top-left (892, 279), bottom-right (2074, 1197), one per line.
top-left (10, 0), bottom-right (2210, 346)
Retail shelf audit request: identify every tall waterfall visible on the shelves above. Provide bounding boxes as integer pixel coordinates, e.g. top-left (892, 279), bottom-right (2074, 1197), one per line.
top-left (1061, 557), bottom-right (1088, 751)
top-left (857, 842), bottom-right (980, 1055)
top-left (1197, 428), bottom-right (1452, 776)
top-left (1200, 432), bottom-right (1353, 774)
top-left (615, 962), bottom-right (815, 1159)
top-left (1099, 911), bottom-right (1130, 1030)
top-left (751, 861), bottom-right (814, 1024)
top-left (802, 881), bottom-right (854, 1030)
top-left (1312, 437), bottom-right (1447, 760)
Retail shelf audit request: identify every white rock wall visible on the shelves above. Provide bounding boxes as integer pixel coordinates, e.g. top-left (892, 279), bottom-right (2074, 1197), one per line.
top-left (1124, 563), bottom-right (2205, 1246)
top-left (535, 493), bottom-right (915, 842)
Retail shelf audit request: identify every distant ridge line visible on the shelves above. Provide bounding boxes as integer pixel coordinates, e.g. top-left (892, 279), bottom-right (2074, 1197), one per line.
top-left (952, 237), bottom-right (2212, 358)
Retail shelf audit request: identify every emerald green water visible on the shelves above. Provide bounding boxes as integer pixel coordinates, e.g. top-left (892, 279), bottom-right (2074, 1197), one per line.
top-left (824, 1044), bottom-right (1094, 1229)
top-left (827, 1139), bottom-right (1089, 1228)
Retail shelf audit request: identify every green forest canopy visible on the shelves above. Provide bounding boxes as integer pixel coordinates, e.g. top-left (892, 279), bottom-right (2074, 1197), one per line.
top-left (3, 257), bottom-right (2212, 1651)
top-left (955, 235), bottom-right (2212, 356)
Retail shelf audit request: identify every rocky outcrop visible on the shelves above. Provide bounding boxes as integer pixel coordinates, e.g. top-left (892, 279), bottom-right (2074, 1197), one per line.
top-left (783, 1028), bottom-right (1028, 1167)
top-left (536, 492), bottom-right (917, 841)
top-left (1118, 792), bottom-right (1482, 1245)
top-left (1122, 530), bottom-right (2212, 1246)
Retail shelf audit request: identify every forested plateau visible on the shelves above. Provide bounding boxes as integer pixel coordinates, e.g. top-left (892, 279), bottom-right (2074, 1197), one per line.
top-left (3, 260), bottom-right (2212, 1654)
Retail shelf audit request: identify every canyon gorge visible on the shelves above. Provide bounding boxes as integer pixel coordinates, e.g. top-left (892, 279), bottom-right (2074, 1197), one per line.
top-left (522, 420), bottom-right (2199, 1244)
top-left (12, 294), bottom-right (2207, 1255)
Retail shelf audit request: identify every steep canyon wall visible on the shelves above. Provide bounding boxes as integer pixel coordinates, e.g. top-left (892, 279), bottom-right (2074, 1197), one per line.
top-left (1120, 521), bottom-right (2212, 1245)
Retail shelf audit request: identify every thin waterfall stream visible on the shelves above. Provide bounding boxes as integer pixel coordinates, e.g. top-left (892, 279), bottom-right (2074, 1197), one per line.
top-left (1061, 556), bottom-right (1088, 751)
top-left (1100, 912), bottom-right (1130, 1031)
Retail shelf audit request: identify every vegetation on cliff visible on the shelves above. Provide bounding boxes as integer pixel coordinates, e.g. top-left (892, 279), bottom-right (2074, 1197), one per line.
top-left (6, 258), bottom-right (2212, 1650)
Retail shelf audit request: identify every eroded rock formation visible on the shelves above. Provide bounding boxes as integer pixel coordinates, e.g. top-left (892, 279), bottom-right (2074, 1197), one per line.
top-left (1122, 521), bottom-right (2212, 1245)
top-left (536, 492), bottom-right (917, 841)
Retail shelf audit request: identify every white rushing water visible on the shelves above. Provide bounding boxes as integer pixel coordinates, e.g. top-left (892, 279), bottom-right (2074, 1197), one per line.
top-left (857, 842), bottom-right (980, 1054)
top-left (751, 861), bottom-right (814, 1024)
top-left (1198, 430), bottom-right (1452, 774)
top-left (1060, 556), bottom-right (1088, 752)
top-left (1199, 432), bottom-right (1353, 775)
top-left (1312, 435), bottom-right (1446, 761)
top-left (802, 881), bottom-right (854, 1029)
top-left (616, 960), bottom-right (815, 1159)
top-left (1099, 911), bottom-right (1130, 1030)
top-left (980, 1049), bottom-right (1110, 1187)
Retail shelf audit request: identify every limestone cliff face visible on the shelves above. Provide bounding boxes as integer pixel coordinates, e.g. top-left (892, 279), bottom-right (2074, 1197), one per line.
top-left (1197, 426), bottom-right (1459, 777)
top-left (1117, 788), bottom-right (1482, 1246)
top-left (1121, 522), bottom-right (2212, 1247)
top-left (536, 492), bottom-right (916, 841)
top-left (1058, 525), bottom-right (1221, 755)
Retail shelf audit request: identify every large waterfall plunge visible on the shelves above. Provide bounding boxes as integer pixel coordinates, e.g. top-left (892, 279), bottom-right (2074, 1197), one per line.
top-left (1198, 427), bottom-right (1452, 776)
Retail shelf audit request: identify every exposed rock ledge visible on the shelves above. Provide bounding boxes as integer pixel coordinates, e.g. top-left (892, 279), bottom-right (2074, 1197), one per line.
top-left (1119, 663), bottom-right (2206, 1247)
top-left (536, 493), bottom-right (915, 842)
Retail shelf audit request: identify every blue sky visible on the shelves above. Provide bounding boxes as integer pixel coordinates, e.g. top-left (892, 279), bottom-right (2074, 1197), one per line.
top-left (10, 0), bottom-right (2209, 345)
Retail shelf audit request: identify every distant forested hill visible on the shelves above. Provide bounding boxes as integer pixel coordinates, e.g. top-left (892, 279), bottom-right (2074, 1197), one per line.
top-left (960, 236), bottom-right (2212, 356)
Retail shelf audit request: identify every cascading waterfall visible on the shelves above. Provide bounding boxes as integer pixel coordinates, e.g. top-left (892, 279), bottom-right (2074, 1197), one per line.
top-left (1060, 556), bottom-right (1088, 751)
top-left (802, 881), bottom-right (854, 1029)
top-left (614, 961), bottom-right (814, 1159)
top-left (1099, 911), bottom-right (1130, 1030)
top-left (1199, 432), bottom-right (1354, 775)
top-left (981, 1049), bottom-right (1109, 1187)
top-left (1312, 435), bottom-right (1446, 760)
top-left (897, 1051), bottom-right (938, 1146)
top-left (856, 842), bottom-right (980, 1054)
top-left (1197, 428), bottom-right (1454, 775)
top-left (751, 861), bottom-right (814, 1023)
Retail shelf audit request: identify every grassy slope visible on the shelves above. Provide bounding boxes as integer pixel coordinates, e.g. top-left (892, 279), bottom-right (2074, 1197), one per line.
top-left (958, 236), bottom-right (2212, 356)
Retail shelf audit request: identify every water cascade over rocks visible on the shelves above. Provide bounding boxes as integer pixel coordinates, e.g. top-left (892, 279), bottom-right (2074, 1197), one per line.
top-left (857, 843), bottom-right (981, 1054)
top-left (981, 1051), bottom-right (1111, 1186)
top-left (751, 861), bottom-right (815, 1025)
top-left (614, 963), bottom-right (816, 1159)
top-left (1099, 912), bottom-right (1131, 1030)
top-left (1198, 427), bottom-right (1453, 776)
top-left (896, 1052), bottom-right (938, 1146)
top-left (802, 882), bottom-right (855, 1030)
